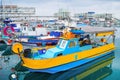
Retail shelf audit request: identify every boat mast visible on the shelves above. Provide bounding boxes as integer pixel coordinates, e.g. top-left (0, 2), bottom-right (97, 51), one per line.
top-left (113, 33), bottom-right (115, 44)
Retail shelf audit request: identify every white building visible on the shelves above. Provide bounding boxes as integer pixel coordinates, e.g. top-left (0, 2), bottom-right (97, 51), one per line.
top-left (0, 5), bottom-right (35, 22)
top-left (54, 9), bottom-right (70, 20)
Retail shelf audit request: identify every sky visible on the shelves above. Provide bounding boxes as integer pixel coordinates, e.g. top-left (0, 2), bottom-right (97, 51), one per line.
top-left (2, 0), bottom-right (120, 18)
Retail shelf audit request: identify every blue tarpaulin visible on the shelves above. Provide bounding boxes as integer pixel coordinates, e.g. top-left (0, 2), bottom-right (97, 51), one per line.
top-left (70, 30), bottom-right (85, 34)
top-left (10, 24), bottom-right (17, 27)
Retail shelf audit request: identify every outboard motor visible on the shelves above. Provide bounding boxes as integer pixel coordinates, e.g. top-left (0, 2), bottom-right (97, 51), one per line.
top-left (23, 49), bottom-right (32, 58)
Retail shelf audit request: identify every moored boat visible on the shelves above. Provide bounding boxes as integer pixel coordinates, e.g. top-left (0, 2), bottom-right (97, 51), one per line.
top-left (12, 26), bottom-right (116, 74)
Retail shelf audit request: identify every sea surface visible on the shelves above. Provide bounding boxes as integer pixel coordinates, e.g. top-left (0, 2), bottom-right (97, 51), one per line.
top-left (0, 28), bottom-right (120, 80)
top-left (103, 38), bottom-right (120, 80)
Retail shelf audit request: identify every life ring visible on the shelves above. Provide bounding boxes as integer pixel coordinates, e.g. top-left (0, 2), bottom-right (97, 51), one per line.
top-left (3, 26), bottom-right (15, 36)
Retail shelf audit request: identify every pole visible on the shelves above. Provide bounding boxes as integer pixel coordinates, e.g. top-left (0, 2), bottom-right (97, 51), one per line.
top-left (17, 48), bottom-right (24, 64)
top-left (113, 34), bottom-right (115, 44)
top-left (1, 0), bottom-right (3, 20)
top-left (1, 0), bottom-right (4, 20)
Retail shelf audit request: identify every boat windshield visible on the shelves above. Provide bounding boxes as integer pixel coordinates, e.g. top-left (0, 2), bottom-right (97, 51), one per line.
top-left (59, 40), bottom-right (68, 49)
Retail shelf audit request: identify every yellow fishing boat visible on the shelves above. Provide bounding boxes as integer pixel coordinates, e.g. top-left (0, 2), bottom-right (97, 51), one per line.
top-left (12, 26), bottom-right (116, 74)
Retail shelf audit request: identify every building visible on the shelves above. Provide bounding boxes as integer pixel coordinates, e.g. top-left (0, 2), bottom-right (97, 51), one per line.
top-left (95, 13), bottom-right (113, 21)
top-left (54, 9), bottom-right (70, 20)
top-left (74, 12), bottom-right (113, 21)
top-left (74, 12), bottom-right (95, 20)
top-left (0, 5), bottom-right (36, 22)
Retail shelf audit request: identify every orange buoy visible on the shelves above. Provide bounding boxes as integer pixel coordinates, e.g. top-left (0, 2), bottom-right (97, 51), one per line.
top-left (7, 39), bottom-right (13, 44)
top-left (101, 38), bottom-right (107, 43)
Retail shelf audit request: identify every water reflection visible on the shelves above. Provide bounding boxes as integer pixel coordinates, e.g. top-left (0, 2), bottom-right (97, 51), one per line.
top-left (24, 55), bottom-right (114, 80)
top-left (80, 67), bottom-right (112, 80)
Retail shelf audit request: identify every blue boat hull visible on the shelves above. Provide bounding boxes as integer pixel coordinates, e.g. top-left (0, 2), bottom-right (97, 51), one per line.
top-left (29, 51), bottom-right (114, 74)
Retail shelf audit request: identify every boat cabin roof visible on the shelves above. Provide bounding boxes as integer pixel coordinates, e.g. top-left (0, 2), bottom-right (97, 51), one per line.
top-left (70, 26), bottom-right (116, 33)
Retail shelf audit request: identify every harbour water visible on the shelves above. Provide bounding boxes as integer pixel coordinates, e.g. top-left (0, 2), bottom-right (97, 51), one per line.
top-left (103, 38), bottom-right (120, 80)
top-left (0, 28), bottom-right (120, 80)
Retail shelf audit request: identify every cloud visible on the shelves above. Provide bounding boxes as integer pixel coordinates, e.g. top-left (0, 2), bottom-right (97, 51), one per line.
top-left (96, 0), bottom-right (120, 1)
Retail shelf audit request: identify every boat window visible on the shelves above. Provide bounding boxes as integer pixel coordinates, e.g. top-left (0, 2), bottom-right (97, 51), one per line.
top-left (57, 39), bottom-right (61, 46)
top-left (32, 27), bottom-right (35, 31)
top-left (79, 34), bottom-right (91, 46)
top-left (59, 40), bottom-right (68, 49)
top-left (24, 27), bottom-right (26, 30)
top-left (69, 41), bottom-right (76, 48)
top-left (81, 38), bottom-right (91, 46)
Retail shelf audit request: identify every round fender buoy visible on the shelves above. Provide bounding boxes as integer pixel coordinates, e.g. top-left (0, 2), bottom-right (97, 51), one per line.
top-left (3, 26), bottom-right (15, 36)
top-left (101, 38), bottom-right (107, 43)
top-left (8, 39), bottom-right (13, 44)
top-left (9, 72), bottom-right (18, 80)
top-left (12, 43), bottom-right (23, 54)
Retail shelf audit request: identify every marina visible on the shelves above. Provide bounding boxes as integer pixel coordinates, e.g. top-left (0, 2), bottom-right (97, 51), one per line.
top-left (0, 19), bottom-right (119, 80)
top-left (0, 0), bottom-right (120, 80)
top-left (0, 36), bottom-right (120, 80)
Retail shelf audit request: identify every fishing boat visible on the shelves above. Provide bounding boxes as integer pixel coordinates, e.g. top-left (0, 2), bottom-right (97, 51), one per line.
top-left (15, 23), bottom-right (64, 46)
top-left (12, 26), bottom-right (116, 74)
top-left (16, 31), bottom-right (62, 46)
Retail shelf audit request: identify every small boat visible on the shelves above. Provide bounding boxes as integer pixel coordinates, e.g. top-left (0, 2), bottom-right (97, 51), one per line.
top-left (15, 23), bottom-right (64, 46)
top-left (12, 26), bottom-right (116, 74)
top-left (15, 31), bottom-right (62, 46)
